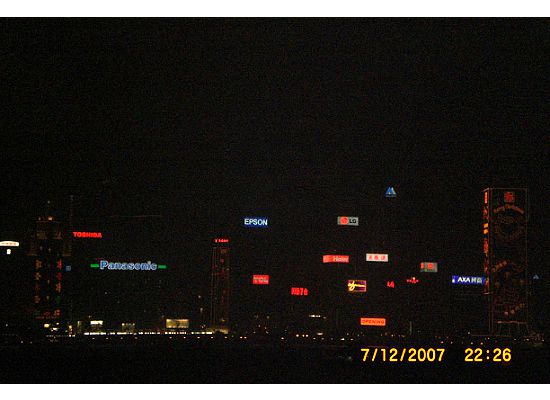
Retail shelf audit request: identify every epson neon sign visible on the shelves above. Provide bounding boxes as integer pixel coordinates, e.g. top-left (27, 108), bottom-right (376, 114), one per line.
top-left (91, 260), bottom-right (167, 271)
top-left (244, 217), bottom-right (268, 227)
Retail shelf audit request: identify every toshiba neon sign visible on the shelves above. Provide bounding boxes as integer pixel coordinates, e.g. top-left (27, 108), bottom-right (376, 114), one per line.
top-left (73, 231), bottom-right (102, 238)
top-left (323, 255), bottom-right (350, 263)
top-left (252, 275), bottom-right (269, 285)
top-left (290, 287), bottom-right (308, 296)
top-left (347, 280), bottom-right (367, 293)
top-left (360, 317), bottom-right (386, 326)
top-left (366, 253), bottom-right (388, 262)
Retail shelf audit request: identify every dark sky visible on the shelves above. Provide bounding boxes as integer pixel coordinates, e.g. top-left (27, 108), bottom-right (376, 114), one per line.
top-left (1, 19), bottom-right (548, 322)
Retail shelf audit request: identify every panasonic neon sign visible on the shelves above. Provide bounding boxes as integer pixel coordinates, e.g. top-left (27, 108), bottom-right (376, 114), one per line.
top-left (244, 217), bottom-right (268, 227)
top-left (90, 260), bottom-right (167, 271)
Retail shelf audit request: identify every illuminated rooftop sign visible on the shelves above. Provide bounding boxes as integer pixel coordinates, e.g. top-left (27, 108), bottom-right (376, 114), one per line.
top-left (406, 277), bottom-right (420, 284)
top-left (0, 241), bottom-right (19, 247)
top-left (360, 317), bottom-right (386, 326)
top-left (385, 187), bottom-right (397, 198)
top-left (252, 275), bottom-right (269, 285)
top-left (366, 253), bottom-right (388, 262)
top-left (451, 276), bottom-right (485, 285)
top-left (291, 287), bottom-right (308, 296)
top-left (214, 238), bottom-right (229, 243)
top-left (73, 232), bottom-right (102, 238)
top-left (347, 280), bottom-right (367, 293)
top-left (323, 255), bottom-right (349, 264)
top-left (244, 217), bottom-right (268, 228)
top-left (90, 260), bottom-right (167, 271)
top-left (420, 262), bottom-right (438, 272)
top-left (337, 216), bottom-right (359, 226)
top-left (386, 281), bottom-right (395, 288)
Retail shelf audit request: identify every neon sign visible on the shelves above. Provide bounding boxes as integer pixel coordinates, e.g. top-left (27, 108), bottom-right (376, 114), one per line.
top-left (252, 275), bottom-right (269, 285)
top-left (91, 260), bottom-right (167, 271)
top-left (451, 276), bottom-right (485, 285)
top-left (337, 216), bottom-right (359, 226)
top-left (406, 277), bottom-right (419, 284)
top-left (0, 241), bottom-right (19, 247)
top-left (386, 281), bottom-right (395, 288)
top-left (347, 280), bottom-right (367, 293)
top-left (291, 287), bottom-right (308, 296)
top-left (366, 253), bottom-right (388, 262)
top-left (360, 317), bottom-right (386, 326)
top-left (420, 262), bottom-right (438, 272)
top-left (323, 255), bottom-right (350, 263)
top-left (73, 232), bottom-right (102, 238)
top-left (214, 238), bottom-right (229, 243)
top-left (244, 217), bottom-right (268, 227)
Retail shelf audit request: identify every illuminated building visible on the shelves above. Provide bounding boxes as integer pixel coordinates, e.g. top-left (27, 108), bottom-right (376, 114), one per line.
top-left (210, 238), bottom-right (230, 331)
top-left (483, 188), bottom-right (528, 336)
top-left (27, 208), bottom-right (71, 323)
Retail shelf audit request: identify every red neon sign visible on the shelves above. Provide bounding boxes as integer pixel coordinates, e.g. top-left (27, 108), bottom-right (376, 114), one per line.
top-left (386, 281), bottom-right (395, 288)
top-left (73, 232), bottom-right (102, 238)
top-left (291, 287), bottom-right (309, 296)
top-left (504, 191), bottom-right (515, 203)
top-left (406, 277), bottom-right (419, 284)
top-left (360, 317), bottom-right (386, 326)
top-left (323, 255), bottom-right (350, 264)
top-left (252, 275), bottom-right (269, 285)
top-left (214, 238), bottom-right (229, 243)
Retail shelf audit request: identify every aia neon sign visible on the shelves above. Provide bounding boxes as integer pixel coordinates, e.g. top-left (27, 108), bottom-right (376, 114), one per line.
top-left (291, 287), bottom-right (308, 296)
top-left (323, 255), bottom-right (349, 264)
top-left (406, 277), bottom-right (419, 284)
top-left (252, 275), bottom-right (269, 285)
top-left (73, 231), bottom-right (102, 238)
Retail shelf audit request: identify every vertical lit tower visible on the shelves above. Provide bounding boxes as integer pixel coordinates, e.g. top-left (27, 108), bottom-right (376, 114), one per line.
top-left (210, 238), bottom-right (230, 332)
top-left (27, 203), bottom-right (71, 326)
top-left (483, 188), bottom-right (528, 336)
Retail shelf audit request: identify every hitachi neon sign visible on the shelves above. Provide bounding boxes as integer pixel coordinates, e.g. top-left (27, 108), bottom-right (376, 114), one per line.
top-left (73, 231), bottom-right (102, 238)
top-left (91, 260), bottom-right (167, 271)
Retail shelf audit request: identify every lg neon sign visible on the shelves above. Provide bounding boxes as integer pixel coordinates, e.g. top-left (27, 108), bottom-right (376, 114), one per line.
top-left (337, 216), bottom-right (359, 226)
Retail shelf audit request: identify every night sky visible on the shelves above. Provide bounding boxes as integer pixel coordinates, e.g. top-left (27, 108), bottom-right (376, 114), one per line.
top-left (1, 19), bottom-right (548, 327)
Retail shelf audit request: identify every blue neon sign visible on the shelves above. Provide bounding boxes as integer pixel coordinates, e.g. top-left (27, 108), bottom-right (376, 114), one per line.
top-left (451, 276), bottom-right (485, 285)
top-left (244, 217), bottom-right (268, 228)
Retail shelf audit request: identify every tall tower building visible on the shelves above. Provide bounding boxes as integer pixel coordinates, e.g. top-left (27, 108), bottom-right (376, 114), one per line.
top-left (27, 205), bottom-right (71, 325)
top-left (483, 188), bottom-right (528, 336)
top-left (210, 238), bottom-right (230, 332)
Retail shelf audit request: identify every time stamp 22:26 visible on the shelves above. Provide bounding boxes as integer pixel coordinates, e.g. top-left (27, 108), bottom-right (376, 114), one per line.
top-left (360, 348), bottom-right (512, 363)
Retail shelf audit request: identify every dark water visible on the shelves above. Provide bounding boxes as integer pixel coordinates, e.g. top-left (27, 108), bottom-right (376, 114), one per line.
top-left (1, 338), bottom-right (548, 383)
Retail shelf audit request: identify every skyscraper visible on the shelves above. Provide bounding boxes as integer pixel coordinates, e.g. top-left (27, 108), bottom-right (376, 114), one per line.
top-left (483, 188), bottom-right (528, 336)
top-left (210, 238), bottom-right (230, 332)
